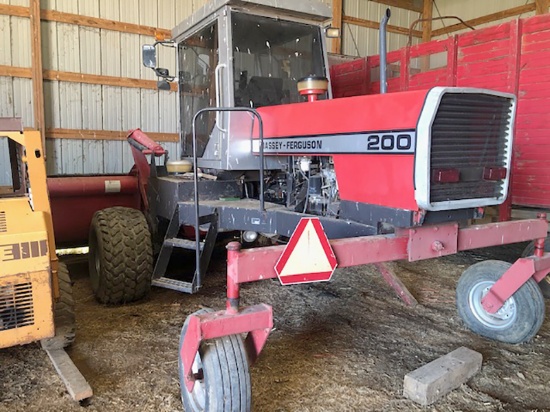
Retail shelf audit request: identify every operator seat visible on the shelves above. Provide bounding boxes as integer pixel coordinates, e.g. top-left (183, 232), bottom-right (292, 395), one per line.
top-left (244, 76), bottom-right (284, 108)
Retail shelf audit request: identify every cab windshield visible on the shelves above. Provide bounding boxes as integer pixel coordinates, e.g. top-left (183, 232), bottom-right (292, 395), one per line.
top-left (231, 12), bottom-right (326, 108)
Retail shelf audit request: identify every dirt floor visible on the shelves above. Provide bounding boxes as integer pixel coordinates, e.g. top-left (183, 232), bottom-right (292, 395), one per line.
top-left (1, 243), bottom-right (549, 412)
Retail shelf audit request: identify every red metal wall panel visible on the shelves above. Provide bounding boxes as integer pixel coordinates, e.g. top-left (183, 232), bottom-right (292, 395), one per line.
top-left (514, 14), bottom-right (550, 207)
top-left (329, 58), bottom-right (369, 98)
top-left (456, 22), bottom-right (515, 93)
top-left (408, 37), bottom-right (456, 90)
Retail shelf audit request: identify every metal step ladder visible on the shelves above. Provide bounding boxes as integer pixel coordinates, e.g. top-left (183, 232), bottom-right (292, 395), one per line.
top-left (151, 206), bottom-right (218, 293)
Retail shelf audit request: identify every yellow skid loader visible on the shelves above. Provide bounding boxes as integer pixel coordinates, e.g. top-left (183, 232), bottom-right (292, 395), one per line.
top-left (0, 118), bottom-right (92, 401)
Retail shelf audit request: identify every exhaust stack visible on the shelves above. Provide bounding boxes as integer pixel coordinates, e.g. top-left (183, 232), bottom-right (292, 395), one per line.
top-left (379, 8), bottom-right (391, 94)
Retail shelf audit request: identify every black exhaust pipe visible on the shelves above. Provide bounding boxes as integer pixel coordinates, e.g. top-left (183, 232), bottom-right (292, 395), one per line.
top-left (380, 8), bottom-right (391, 94)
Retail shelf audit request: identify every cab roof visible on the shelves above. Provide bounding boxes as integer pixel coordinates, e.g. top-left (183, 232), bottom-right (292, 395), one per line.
top-left (172, 0), bottom-right (332, 40)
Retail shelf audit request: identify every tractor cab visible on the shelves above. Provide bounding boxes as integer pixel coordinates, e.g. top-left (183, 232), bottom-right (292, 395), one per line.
top-left (144, 0), bottom-right (333, 171)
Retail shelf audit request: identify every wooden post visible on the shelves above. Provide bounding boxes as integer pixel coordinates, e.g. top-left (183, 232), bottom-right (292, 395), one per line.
top-left (536, 0), bottom-right (549, 15)
top-left (422, 0), bottom-right (433, 42)
top-left (30, 0), bottom-right (46, 148)
top-left (421, 0), bottom-right (433, 71)
top-left (331, 0), bottom-right (343, 54)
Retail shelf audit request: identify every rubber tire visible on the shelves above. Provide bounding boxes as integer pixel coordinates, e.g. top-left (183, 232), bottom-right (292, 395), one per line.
top-left (522, 237), bottom-right (550, 298)
top-left (456, 260), bottom-right (545, 343)
top-left (41, 262), bottom-right (76, 350)
top-left (88, 207), bottom-right (153, 304)
top-left (178, 309), bottom-right (251, 412)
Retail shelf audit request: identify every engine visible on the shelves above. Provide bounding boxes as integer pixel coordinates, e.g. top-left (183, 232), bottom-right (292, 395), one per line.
top-left (255, 87), bottom-right (516, 226)
top-left (265, 156), bottom-right (338, 216)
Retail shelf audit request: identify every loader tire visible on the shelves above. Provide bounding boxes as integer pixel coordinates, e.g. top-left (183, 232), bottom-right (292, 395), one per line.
top-left (41, 262), bottom-right (76, 350)
top-left (522, 237), bottom-right (550, 299)
top-left (89, 207), bottom-right (153, 304)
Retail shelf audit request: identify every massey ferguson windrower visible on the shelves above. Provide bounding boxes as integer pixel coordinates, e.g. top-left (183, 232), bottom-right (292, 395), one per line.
top-left (87, 0), bottom-right (550, 409)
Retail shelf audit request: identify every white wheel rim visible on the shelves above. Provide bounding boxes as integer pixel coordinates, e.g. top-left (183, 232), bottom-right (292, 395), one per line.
top-left (188, 352), bottom-right (206, 409)
top-left (468, 280), bottom-right (517, 329)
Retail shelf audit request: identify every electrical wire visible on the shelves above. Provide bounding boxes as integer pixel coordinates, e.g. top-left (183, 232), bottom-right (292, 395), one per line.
top-left (346, 23), bottom-right (361, 57)
top-left (433, 1), bottom-right (448, 37)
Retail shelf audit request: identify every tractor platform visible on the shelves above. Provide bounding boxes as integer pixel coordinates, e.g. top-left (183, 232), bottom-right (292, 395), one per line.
top-left (177, 198), bottom-right (377, 239)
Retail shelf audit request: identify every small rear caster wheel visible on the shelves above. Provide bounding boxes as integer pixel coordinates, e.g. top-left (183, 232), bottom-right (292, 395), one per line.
top-left (456, 260), bottom-right (545, 344)
top-left (178, 309), bottom-right (251, 412)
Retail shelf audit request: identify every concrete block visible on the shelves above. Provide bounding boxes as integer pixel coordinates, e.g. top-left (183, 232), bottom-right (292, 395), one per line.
top-left (403, 347), bottom-right (482, 406)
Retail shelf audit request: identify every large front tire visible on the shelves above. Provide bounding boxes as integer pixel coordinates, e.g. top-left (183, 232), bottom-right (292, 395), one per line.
top-left (522, 237), bottom-right (550, 298)
top-left (178, 309), bottom-right (251, 412)
top-left (456, 260), bottom-right (545, 344)
top-left (88, 207), bottom-right (153, 304)
top-left (41, 262), bottom-right (75, 350)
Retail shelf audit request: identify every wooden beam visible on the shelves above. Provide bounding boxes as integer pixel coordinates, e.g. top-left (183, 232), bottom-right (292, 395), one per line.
top-left (422, 0), bottom-right (433, 43)
top-left (0, 65), bottom-right (178, 92)
top-left (0, 5), bottom-right (170, 38)
top-left (30, 0), bottom-right (45, 146)
top-left (421, 0), bottom-right (433, 71)
top-left (536, 0), bottom-right (549, 15)
top-left (46, 128), bottom-right (179, 143)
top-left (0, 65), bottom-right (32, 78)
top-left (343, 15), bottom-right (422, 38)
top-left (40, 9), bottom-right (170, 38)
top-left (369, 0), bottom-right (423, 13)
top-left (432, 3), bottom-right (536, 37)
top-left (0, 3), bottom-right (30, 17)
top-left (331, 0), bottom-right (343, 54)
top-left (42, 69), bottom-right (178, 92)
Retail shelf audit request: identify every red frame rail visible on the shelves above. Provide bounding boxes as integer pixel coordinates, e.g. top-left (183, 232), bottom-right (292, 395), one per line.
top-left (179, 215), bottom-right (550, 391)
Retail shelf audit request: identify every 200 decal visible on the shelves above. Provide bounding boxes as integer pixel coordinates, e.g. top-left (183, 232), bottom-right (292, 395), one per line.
top-left (366, 134), bottom-right (413, 152)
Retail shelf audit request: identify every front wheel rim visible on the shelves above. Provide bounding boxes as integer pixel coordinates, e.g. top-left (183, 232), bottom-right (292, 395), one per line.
top-left (468, 280), bottom-right (517, 329)
top-left (187, 352), bottom-right (206, 410)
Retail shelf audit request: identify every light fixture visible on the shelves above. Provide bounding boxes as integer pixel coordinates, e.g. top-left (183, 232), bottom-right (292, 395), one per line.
top-left (242, 231), bottom-right (258, 243)
top-left (325, 27), bottom-right (341, 38)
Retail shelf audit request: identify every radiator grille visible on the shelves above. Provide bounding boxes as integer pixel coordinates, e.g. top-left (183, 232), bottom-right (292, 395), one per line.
top-left (0, 282), bottom-right (34, 331)
top-left (430, 93), bottom-right (513, 203)
top-left (0, 211), bottom-right (5, 233)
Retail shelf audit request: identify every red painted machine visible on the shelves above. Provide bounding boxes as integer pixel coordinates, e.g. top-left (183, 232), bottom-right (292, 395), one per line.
top-left (330, 11), bottom-right (550, 297)
top-left (83, 1), bottom-right (550, 410)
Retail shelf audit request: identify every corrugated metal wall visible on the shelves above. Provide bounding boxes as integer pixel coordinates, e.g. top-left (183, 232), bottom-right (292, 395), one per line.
top-left (0, 0), bottom-right (31, 185)
top-left (40, 0), bottom-right (184, 175)
top-left (432, 0), bottom-right (536, 36)
top-left (342, 2), bottom-right (421, 58)
top-left (0, 0), bottom-right (33, 128)
top-left (1, 0), bottom-right (209, 176)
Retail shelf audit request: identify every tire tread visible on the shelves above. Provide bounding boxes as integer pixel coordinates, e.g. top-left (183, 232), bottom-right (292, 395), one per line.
top-left (41, 262), bottom-right (76, 350)
top-left (89, 207), bottom-right (153, 304)
top-left (179, 309), bottom-right (251, 412)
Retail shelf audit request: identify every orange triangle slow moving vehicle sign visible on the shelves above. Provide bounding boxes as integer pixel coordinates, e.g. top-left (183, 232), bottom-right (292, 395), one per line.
top-left (275, 218), bottom-right (338, 285)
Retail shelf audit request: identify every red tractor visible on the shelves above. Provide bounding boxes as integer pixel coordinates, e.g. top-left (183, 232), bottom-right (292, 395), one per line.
top-left (87, 1), bottom-right (549, 410)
